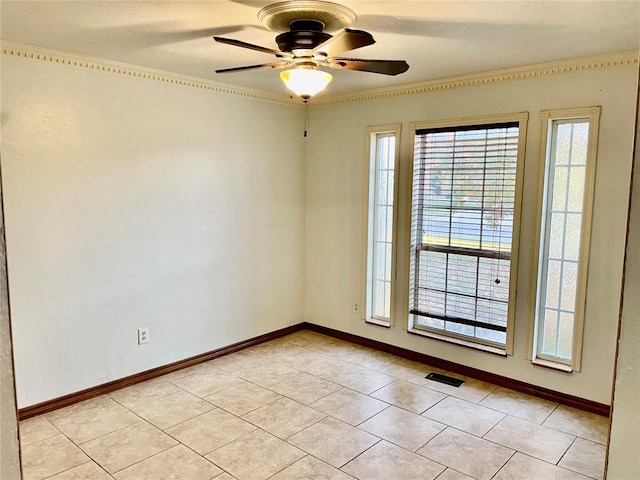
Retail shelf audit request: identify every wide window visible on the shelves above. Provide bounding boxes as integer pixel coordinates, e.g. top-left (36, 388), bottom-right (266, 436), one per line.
top-left (532, 107), bottom-right (600, 370)
top-left (408, 114), bottom-right (528, 353)
top-left (363, 125), bottom-right (401, 326)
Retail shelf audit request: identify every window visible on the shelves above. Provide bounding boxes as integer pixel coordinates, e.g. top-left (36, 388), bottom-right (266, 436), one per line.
top-left (408, 114), bottom-right (528, 353)
top-left (532, 107), bottom-right (600, 370)
top-left (363, 125), bottom-right (401, 326)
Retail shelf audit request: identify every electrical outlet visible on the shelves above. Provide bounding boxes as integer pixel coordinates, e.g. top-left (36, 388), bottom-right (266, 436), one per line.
top-left (352, 302), bottom-right (360, 315)
top-left (137, 327), bottom-right (149, 345)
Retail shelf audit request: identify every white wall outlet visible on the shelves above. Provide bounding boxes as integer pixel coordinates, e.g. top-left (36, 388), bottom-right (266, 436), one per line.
top-left (137, 327), bottom-right (149, 345)
top-left (352, 302), bottom-right (360, 315)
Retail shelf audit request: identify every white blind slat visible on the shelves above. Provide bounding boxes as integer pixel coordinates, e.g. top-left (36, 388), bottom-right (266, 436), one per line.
top-left (410, 123), bottom-right (519, 343)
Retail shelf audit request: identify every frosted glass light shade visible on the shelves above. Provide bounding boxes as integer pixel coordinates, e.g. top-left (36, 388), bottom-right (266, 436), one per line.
top-left (280, 69), bottom-right (332, 99)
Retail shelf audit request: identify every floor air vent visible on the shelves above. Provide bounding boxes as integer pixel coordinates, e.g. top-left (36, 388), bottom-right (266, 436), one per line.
top-left (426, 372), bottom-right (465, 387)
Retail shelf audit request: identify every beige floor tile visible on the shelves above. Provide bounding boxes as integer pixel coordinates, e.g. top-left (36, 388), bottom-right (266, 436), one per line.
top-left (320, 366), bottom-right (395, 394)
top-left (303, 331), bottom-right (337, 342)
top-left (417, 428), bottom-right (514, 480)
top-left (434, 468), bottom-right (475, 480)
top-left (46, 397), bottom-right (140, 444)
top-left (342, 347), bottom-right (401, 371)
top-left (242, 397), bottom-right (326, 439)
top-left (107, 378), bottom-right (180, 409)
top-left (22, 435), bottom-right (89, 480)
top-left (343, 440), bottom-right (445, 480)
top-left (270, 372), bottom-right (342, 404)
top-left (166, 408), bottom-right (256, 454)
top-left (359, 406), bottom-right (445, 451)
top-left (249, 340), bottom-right (307, 356)
top-left (370, 380), bottom-right (446, 414)
top-left (543, 405), bottom-right (609, 444)
top-left (130, 390), bottom-right (215, 429)
top-left (169, 367), bottom-right (243, 397)
top-left (308, 339), bottom-right (363, 359)
top-left (310, 388), bottom-right (388, 426)
top-left (424, 396), bottom-right (505, 436)
top-left (236, 363), bottom-right (300, 387)
top-left (160, 362), bottom-right (218, 382)
top-left (267, 340), bottom-right (311, 355)
top-left (205, 429), bottom-right (305, 480)
top-left (485, 415), bottom-right (575, 464)
top-left (298, 355), bottom-right (354, 378)
top-left (284, 330), bottom-right (332, 347)
top-left (424, 373), bottom-right (497, 403)
top-left (279, 332), bottom-right (318, 348)
top-left (207, 350), bottom-right (263, 374)
top-left (265, 340), bottom-right (308, 353)
top-left (269, 456), bottom-right (354, 480)
top-left (113, 444), bottom-right (222, 480)
top-left (273, 348), bottom-right (337, 372)
top-left (479, 387), bottom-right (558, 424)
top-left (47, 461), bottom-right (113, 479)
top-left (44, 395), bottom-right (113, 423)
top-left (19, 415), bottom-right (60, 446)
top-left (559, 438), bottom-right (606, 479)
top-left (288, 417), bottom-right (380, 468)
top-left (20, 335), bottom-right (612, 480)
top-left (262, 347), bottom-right (316, 370)
top-left (80, 421), bottom-right (177, 474)
top-left (494, 452), bottom-right (589, 480)
top-left (379, 359), bottom-right (446, 385)
top-left (205, 381), bottom-right (281, 416)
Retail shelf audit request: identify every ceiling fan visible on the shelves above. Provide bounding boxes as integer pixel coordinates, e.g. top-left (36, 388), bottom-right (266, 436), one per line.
top-left (214, 0), bottom-right (410, 102)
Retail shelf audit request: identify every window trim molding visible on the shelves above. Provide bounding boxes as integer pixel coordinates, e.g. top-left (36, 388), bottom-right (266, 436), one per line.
top-left (407, 327), bottom-right (508, 357)
top-left (528, 106), bottom-right (601, 372)
top-left (362, 123), bottom-right (402, 327)
top-left (405, 112), bottom-right (529, 355)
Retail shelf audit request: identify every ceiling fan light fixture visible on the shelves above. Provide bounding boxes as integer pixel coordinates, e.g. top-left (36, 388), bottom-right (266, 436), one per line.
top-left (280, 68), bottom-right (332, 101)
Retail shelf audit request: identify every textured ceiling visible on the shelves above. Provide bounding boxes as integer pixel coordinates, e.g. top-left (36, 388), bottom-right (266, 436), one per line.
top-left (1, 0), bottom-right (639, 98)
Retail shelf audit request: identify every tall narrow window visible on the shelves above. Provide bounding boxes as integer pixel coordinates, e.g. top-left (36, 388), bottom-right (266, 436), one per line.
top-left (533, 107), bottom-right (600, 370)
top-left (408, 114), bottom-right (527, 352)
top-left (363, 125), bottom-right (400, 325)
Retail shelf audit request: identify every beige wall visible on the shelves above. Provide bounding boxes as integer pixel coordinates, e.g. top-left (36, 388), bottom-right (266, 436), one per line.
top-left (305, 66), bottom-right (638, 404)
top-left (1, 55), bottom-right (306, 408)
top-left (606, 72), bottom-right (640, 478)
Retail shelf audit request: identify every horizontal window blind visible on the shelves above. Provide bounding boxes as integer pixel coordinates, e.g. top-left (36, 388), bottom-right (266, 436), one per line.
top-left (410, 122), bottom-right (520, 345)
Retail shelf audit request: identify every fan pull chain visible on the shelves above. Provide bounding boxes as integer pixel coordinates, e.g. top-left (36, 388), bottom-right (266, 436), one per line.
top-left (304, 102), bottom-right (309, 137)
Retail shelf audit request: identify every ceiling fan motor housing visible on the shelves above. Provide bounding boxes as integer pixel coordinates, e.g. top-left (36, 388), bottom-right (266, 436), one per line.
top-left (214, 0), bottom-right (409, 83)
top-left (258, 1), bottom-right (357, 32)
top-left (275, 20), bottom-right (331, 52)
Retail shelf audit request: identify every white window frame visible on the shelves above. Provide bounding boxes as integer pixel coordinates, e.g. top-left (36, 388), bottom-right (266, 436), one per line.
top-left (530, 106), bottom-right (601, 372)
top-left (362, 124), bottom-right (401, 327)
top-left (406, 113), bottom-right (529, 355)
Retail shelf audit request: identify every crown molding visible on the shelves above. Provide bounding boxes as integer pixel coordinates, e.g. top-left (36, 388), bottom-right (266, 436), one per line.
top-left (312, 50), bottom-right (640, 107)
top-left (2, 41), bottom-right (637, 108)
top-left (0, 41), bottom-right (300, 107)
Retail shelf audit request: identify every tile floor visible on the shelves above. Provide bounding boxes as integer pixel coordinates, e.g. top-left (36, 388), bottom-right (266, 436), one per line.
top-left (19, 330), bottom-right (609, 480)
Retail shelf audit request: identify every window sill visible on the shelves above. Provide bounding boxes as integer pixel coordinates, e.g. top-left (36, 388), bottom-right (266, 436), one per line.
top-left (532, 357), bottom-right (573, 373)
top-left (365, 318), bottom-right (391, 328)
top-left (408, 328), bottom-right (507, 357)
